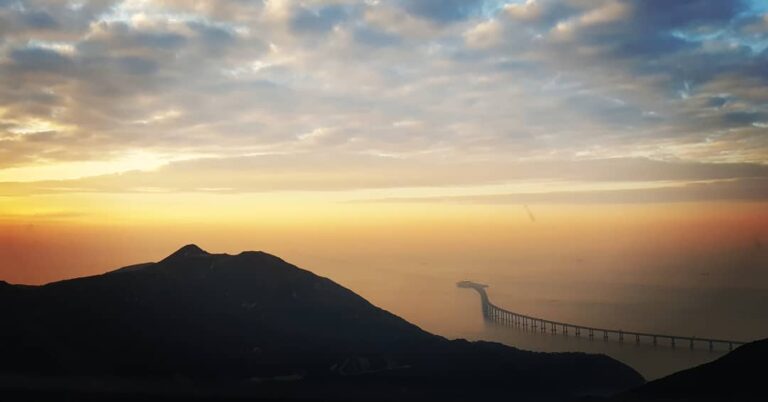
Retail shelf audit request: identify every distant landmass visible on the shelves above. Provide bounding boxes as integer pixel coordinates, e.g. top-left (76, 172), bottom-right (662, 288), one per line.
top-left (618, 337), bottom-right (767, 402)
top-left (1, 245), bottom-right (645, 401)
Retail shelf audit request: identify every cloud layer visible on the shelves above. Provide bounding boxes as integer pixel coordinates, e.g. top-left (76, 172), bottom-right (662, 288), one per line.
top-left (1, 0), bottom-right (767, 199)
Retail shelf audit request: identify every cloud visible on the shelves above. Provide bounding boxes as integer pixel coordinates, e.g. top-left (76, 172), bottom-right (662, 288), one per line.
top-left (0, 0), bottom-right (119, 41)
top-left (360, 178), bottom-right (768, 204)
top-left (464, 19), bottom-right (503, 48)
top-left (0, 0), bottom-right (766, 198)
top-left (290, 4), bottom-right (349, 34)
top-left (2, 156), bottom-right (767, 197)
top-left (21, 10), bottom-right (59, 29)
top-left (8, 46), bottom-right (74, 72)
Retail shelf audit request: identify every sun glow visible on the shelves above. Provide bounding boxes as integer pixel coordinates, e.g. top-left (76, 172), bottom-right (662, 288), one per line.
top-left (0, 151), bottom-right (206, 182)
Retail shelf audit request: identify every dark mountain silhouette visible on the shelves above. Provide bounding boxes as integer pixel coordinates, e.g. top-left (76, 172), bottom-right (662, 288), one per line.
top-left (1, 245), bottom-right (643, 401)
top-left (618, 338), bottom-right (767, 402)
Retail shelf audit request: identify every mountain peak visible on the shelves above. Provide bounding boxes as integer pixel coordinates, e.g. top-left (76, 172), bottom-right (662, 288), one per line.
top-left (0, 246), bottom-right (645, 400)
top-left (163, 244), bottom-right (209, 261)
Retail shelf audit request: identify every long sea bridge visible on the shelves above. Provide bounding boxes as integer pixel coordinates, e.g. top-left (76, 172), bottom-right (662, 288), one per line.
top-left (458, 281), bottom-right (747, 352)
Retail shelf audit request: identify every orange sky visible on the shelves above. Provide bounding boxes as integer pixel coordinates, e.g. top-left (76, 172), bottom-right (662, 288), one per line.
top-left (2, 0), bottom-right (767, 327)
top-left (2, 200), bottom-right (765, 287)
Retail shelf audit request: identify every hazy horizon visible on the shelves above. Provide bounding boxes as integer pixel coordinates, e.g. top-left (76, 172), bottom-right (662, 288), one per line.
top-left (4, 202), bottom-right (766, 379)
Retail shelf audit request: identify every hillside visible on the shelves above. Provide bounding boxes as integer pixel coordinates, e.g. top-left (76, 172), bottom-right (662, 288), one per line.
top-left (620, 338), bottom-right (767, 402)
top-left (0, 245), bottom-right (643, 401)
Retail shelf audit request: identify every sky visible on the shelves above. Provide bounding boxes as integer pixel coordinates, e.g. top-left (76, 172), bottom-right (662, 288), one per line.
top-left (0, 0), bottom-right (767, 291)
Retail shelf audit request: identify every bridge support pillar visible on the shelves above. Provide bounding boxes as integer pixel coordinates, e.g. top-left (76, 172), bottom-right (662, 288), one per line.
top-left (458, 281), bottom-right (745, 354)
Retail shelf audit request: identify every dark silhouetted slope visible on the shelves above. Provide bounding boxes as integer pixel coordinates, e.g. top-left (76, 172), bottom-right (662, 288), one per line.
top-left (1, 245), bottom-right (643, 401)
top-left (619, 338), bottom-right (767, 402)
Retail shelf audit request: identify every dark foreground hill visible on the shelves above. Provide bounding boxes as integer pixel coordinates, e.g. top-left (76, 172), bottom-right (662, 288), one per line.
top-left (618, 338), bottom-right (767, 402)
top-left (0, 245), bottom-right (643, 401)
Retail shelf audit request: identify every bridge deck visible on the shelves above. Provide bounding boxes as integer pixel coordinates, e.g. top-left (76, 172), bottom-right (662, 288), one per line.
top-left (458, 281), bottom-right (748, 352)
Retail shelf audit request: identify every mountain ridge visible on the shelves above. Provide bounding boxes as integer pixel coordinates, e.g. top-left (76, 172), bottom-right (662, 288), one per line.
top-left (0, 245), bottom-right (644, 401)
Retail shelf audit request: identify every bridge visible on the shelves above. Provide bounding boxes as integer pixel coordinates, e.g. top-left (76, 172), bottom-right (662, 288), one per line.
top-left (457, 281), bottom-right (747, 352)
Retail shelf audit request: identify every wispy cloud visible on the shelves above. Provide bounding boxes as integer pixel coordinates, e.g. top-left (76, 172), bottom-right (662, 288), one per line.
top-left (0, 0), bottom-right (766, 200)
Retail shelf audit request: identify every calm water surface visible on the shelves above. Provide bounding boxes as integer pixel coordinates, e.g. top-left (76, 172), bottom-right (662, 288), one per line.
top-left (324, 261), bottom-right (768, 381)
